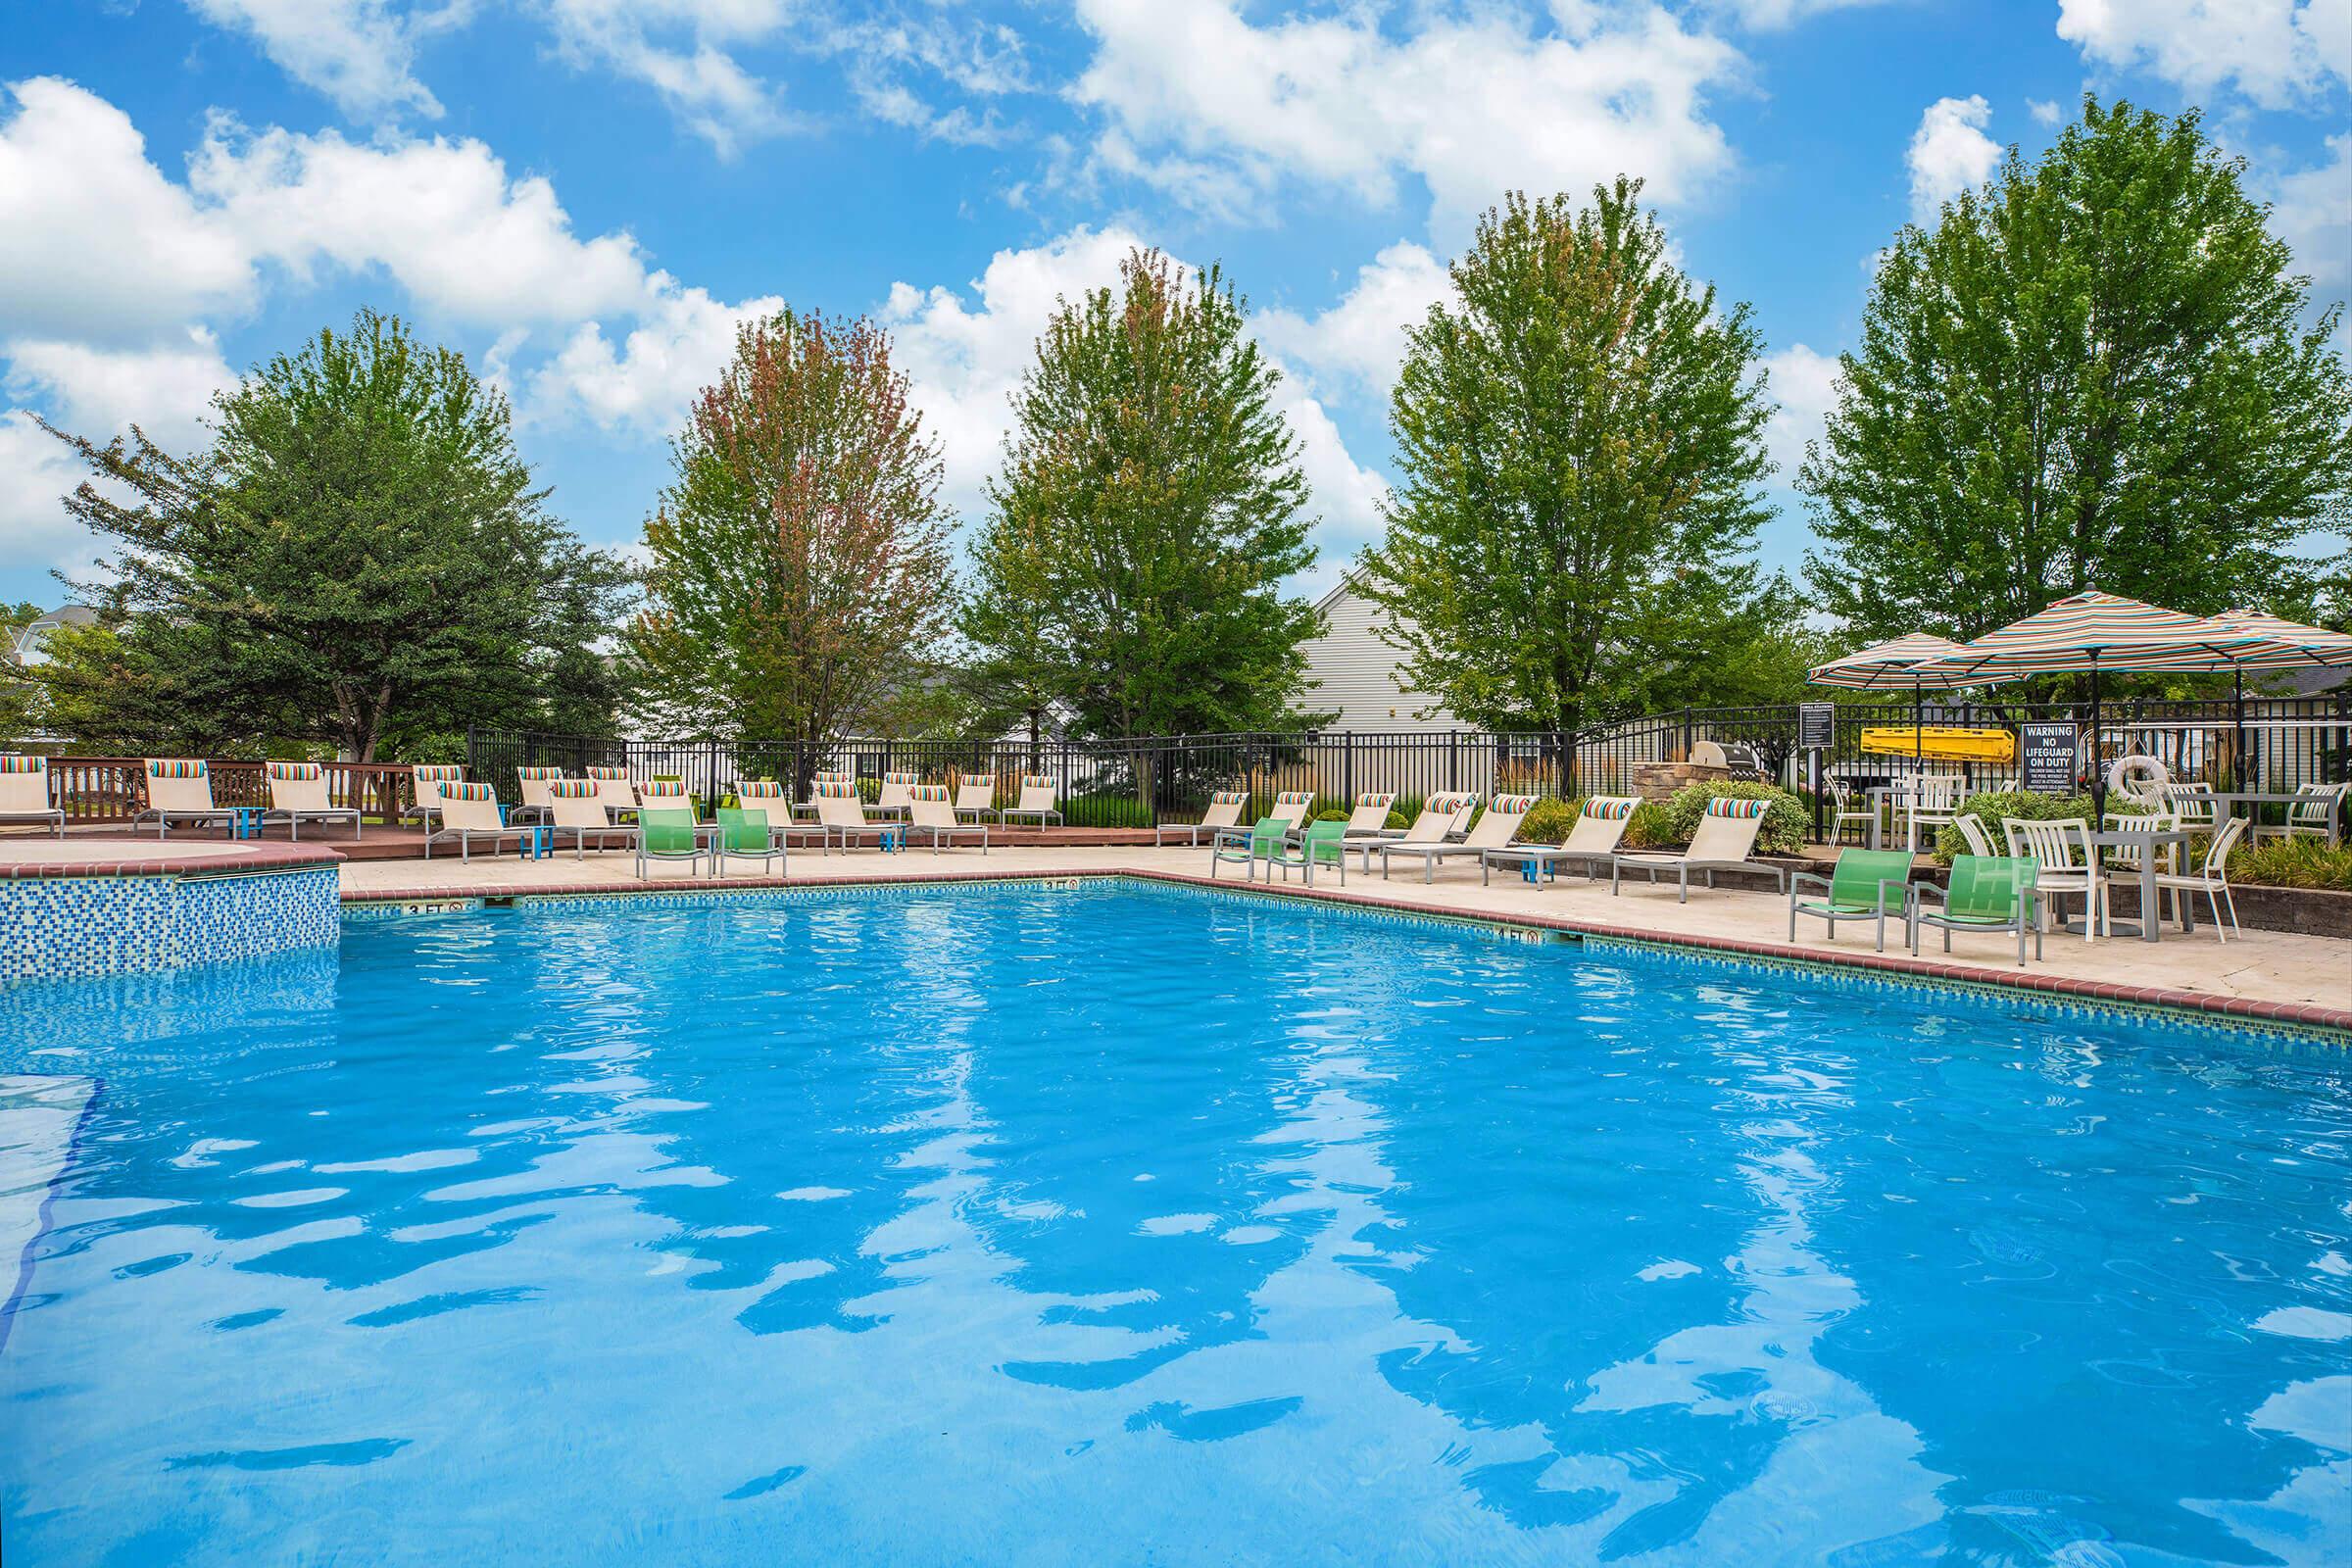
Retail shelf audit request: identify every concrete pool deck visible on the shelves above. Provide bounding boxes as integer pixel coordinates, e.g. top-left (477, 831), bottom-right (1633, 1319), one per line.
top-left (334, 843), bottom-right (2352, 1032)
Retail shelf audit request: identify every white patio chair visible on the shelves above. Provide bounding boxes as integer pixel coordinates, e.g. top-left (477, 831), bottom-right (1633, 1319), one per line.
top-left (2002, 816), bottom-right (2104, 942)
top-left (586, 765), bottom-right (638, 822)
top-left (2151, 815), bottom-right (2249, 941)
top-left (1904, 774), bottom-right (1960, 854)
top-left (1826, 778), bottom-right (1875, 846)
top-left (1950, 812), bottom-right (1997, 858)
top-left (264, 761), bottom-right (363, 842)
top-left (2252, 782), bottom-right (2347, 848)
top-left (2160, 783), bottom-right (2218, 832)
top-left (873, 770), bottom-right (922, 821)
top-left (514, 765), bottom-right (566, 823)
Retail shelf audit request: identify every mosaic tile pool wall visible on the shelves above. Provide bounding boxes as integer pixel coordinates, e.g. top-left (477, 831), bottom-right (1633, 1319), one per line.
top-left (0, 868), bottom-right (338, 983)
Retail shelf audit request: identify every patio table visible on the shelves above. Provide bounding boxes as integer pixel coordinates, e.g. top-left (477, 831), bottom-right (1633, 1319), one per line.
top-left (2078, 826), bottom-right (2196, 944)
top-left (2203, 790), bottom-right (2341, 848)
top-left (1863, 785), bottom-right (1929, 853)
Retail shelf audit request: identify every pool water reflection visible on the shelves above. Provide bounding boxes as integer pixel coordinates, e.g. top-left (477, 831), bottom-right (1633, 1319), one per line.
top-left (1, 883), bottom-right (2346, 1565)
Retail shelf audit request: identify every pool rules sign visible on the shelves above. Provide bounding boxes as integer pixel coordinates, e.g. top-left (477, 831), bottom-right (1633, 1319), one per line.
top-left (2018, 722), bottom-right (2079, 795)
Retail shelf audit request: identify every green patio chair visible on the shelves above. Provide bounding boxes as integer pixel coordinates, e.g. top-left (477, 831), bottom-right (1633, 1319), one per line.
top-left (713, 805), bottom-right (785, 877)
top-left (635, 807), bottom-right (711, 880)
top-left (1301, 817), bottom-right (1349, 886)
top-left (1210, 816), bottom-right (1289, 883)
top-left (1909, 855), bottom-right (2041, 967)
top-left (1788, 849), bottom-right (1914, 952)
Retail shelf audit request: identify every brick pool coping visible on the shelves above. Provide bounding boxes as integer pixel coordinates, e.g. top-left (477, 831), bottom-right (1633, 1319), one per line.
top-left (0, 841), bottom-right (344, 879)
top-left (340, 864), bottom-right (2352, 1039)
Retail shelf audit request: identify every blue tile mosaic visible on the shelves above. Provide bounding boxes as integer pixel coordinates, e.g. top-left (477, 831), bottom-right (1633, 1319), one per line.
top-left (1, 867), bottom-right (338, 984)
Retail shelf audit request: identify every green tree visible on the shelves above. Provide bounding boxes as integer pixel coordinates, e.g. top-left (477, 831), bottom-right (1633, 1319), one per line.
top-left (38, 310), bottom-right (628, 759)
top-left (0, 601), bottom-right (45, 746)
top-left (962, 247), bottom-right (1323, 770)
top-left (626, 309), bottom-right (957, 776)
top-left (1357, 181), bottom-right (1775, 741)
top-left (1801, 97), bottom-right (2352, 656)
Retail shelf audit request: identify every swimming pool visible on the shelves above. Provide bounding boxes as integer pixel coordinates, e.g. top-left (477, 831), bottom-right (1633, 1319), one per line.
top-left (3, 881), bottom-right (2347, 1565)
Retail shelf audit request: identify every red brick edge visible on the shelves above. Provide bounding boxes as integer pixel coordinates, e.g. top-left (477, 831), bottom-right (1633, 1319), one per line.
top-left (340, 863), bottom-right (2352, 1037)
top-left (0, 841), bottom-right (344, 879)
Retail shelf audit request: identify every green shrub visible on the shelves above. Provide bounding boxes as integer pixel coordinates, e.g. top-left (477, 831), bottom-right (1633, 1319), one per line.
top-left (1660, 779), bottom-right (1807, 855)
top-left (1065, 791), bottom-right (1154, 829)
top-left (1519, 796), bottom-right (1578, 845)
top-left (2230, 838), bottom-right (2352, 892)
top-left (1930, 790), bottom-right (2096, 864)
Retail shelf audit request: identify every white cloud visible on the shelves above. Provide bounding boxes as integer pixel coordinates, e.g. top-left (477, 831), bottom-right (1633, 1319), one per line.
top-left (1069, 0), bottom-right (1744, 235)
top-left (2028, 97), bottom-right (2064, 126)
top-left (535, 0), bottom-right (796, 155)
top-left (4, 328), bottom-right (237, 449)
top-left (879, 226), bottom-right (1391, 553)
top-left (0, 411), bottom-right (104, 578)
top-left (184, 0), bottom-right (445, 121)
top-left (0, 330), bottom-right (239, 581)
top-left (1254, 242), bottom-right (1450, 410)
top-left (528, 281), bottom-right (782, 433)
top-left (1906, 95), bottom-right (2000, 222)
top-left (188, 118), bottom-right (654, 326)
top-left (1712, 0), bottom-right (1890, 27)
top-left (2056, 0), bottom-right (2350, 108)
top-left (1760, 343), bottom-right (1841, 477)
top-left (2267, 132), bottom-right (2352, 294)
top-left (0, 78), bottom-right (254, 341)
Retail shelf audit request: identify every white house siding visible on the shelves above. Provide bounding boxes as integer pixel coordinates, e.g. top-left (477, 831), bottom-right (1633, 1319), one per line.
top-left (1298, 578), bottom-right (1459, 732)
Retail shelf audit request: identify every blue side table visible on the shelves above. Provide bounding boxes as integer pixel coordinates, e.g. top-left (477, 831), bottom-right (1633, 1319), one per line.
top-left (878, 828), bottom-right (902, 854)
top-left (227, 807), bottom-right (263, 840)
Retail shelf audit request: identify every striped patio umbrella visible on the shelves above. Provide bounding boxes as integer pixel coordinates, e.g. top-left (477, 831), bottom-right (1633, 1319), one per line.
top-left (1807, 633), bottom-right (1973, 763)
top-left (1901, 590), bottom-right (2295, 807)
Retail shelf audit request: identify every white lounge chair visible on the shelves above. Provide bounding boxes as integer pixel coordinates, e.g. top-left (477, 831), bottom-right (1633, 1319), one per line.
top-left (873, 770), bottom-right (922, 821)
top-left (954, 773), bottom-right (997, 823)
top-left (1001, 774), bottom-right (1062, 827)
top-left (1378, 794), bottom-right (1532, 883)
top-left (798, 770), bottom-right (856, 821)
top-left (638, 779), bottom-right (693, 814)
top-left (1483, 795), bottom-right (1641, 885)
top-left (906, 784), bottom-right (989, 854)
top-left (548, 779), bottom-right (633, 858)
top-left (1156, 789), bottom-right (1249, 847)
top-left (1356, 792), bottom-right (1476, 868)
top-left (791, 779), bottom-right (877, 853)
top-left (264, 761), bottom-right (362, 841)
top-left (586, 764), bottom-right (638, 823)
top-left (0, 755), bottom-right (63, 837)
top-left (424, 782), bottom-right (529, 861)
top-left (514, 765), bottom-right (566, 823)
top-left (134, 759), bottom-right (242, 839)
top-left (1339, 791), bottom-right (1397, 839)
top-left (1610, 798), bottom-right (1787, 903)
top-left (401, 763), bottom-right (465, 830)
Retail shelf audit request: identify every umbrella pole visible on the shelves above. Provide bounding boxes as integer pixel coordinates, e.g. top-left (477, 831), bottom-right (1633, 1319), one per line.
top-left (2088, 656), bottom-right (2103, 817)
top-left (1913, 680), bottom-right (1924, 767)
top-left (2233, 669), bottom-right (2246, 792)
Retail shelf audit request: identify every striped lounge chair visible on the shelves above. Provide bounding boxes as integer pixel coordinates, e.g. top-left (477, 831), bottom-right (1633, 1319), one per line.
top-left (264, 761), bottom-right (362, 841)
top-left (0, 755), bottom-right (63, 837)
top-left (134, 759), bottom-right (240, 840)
top-left (1609, 797), bottom-right (1786, 903)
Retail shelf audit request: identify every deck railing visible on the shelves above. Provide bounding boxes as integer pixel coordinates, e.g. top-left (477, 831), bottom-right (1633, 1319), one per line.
top-left (37, 758), bottom-right (419, 824)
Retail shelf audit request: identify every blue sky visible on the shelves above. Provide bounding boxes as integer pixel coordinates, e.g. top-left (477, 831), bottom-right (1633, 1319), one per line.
top-left (2, 0), bottom-right (2346, 612)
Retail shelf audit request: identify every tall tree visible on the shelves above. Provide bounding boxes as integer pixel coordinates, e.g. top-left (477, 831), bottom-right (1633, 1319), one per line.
top-left (38, 310), bottom-right (628, 759)
top-left (627, 309), bottom-right (957, 773)
top-left (962, 248), bottom-right (1323, 762)
top-left (1357, 180), bottom-right (1775, 737)
top-left (1801, 97), bottom-right (2352, 650)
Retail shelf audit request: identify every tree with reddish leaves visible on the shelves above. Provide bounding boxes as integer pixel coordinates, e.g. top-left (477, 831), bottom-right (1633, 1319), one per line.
top-left (628, 309), bottom-right (957, 780)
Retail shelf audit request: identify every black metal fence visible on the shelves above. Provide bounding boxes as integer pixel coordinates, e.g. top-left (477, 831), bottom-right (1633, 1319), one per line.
top-left (470, 692), bottom-right (2351, 839)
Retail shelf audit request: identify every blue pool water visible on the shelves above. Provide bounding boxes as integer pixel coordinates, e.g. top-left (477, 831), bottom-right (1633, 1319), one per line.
top-left (2, 882), bottom-right (2348, 1566)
